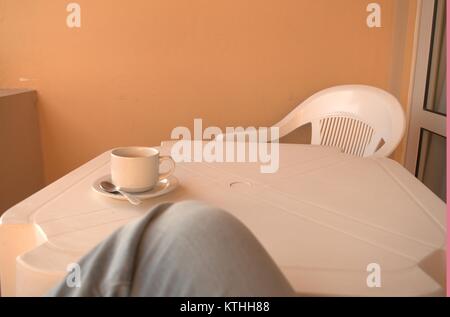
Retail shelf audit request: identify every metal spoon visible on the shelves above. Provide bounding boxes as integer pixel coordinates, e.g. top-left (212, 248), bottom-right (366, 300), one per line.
top-left (100, 181), bottom-right (142, 206)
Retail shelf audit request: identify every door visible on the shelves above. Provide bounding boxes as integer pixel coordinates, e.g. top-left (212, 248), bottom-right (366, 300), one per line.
top-left (405, 0), bottom-right (447, 202)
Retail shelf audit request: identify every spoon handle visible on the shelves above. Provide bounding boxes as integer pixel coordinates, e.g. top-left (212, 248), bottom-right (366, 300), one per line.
top-left (118, 190), bottom-right (142, 205)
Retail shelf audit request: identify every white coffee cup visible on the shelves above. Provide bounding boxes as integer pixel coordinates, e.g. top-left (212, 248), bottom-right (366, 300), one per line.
top-left (111, 147), bottom-right (176, 193)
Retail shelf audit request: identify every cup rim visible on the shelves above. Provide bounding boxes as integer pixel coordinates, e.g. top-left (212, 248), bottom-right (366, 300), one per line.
top-left (111, 146), bottom-right (159, 159)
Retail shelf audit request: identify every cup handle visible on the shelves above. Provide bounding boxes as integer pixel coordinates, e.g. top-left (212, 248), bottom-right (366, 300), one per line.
top-left (159, 156), bottom-right (176, 180)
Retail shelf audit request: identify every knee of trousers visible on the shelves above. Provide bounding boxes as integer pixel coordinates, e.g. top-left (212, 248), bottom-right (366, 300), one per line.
top-left (149, 200), bottom-right (251, 242)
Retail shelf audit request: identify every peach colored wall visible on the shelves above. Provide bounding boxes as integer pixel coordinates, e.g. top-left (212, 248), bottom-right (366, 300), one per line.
top-left (0, 0), bottom-right (417, 183)
top-left (389, 0), bottom-right (418, 164)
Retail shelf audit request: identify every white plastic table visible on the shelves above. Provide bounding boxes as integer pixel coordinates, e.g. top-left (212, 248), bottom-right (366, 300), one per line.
top-left (0, 143), bottom-right (446, 297)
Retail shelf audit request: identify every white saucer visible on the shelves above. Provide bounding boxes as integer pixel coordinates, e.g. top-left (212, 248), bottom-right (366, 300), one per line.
top-left (92, 175), bottom-right (179, 201)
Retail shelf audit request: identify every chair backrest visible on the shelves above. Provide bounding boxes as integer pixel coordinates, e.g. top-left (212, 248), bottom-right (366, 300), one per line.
top-left (273, 85), bottom-right (406, 157)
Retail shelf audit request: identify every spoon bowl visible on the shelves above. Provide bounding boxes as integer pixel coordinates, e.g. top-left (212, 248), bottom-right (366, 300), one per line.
top-left (100, 181), bottom-right (142, 205)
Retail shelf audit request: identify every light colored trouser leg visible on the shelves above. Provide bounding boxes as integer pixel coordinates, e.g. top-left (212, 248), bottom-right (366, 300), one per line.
top-left (130, 201), bottom-right (294, 297)
top-left (47, 201), bottom-right (295, 297)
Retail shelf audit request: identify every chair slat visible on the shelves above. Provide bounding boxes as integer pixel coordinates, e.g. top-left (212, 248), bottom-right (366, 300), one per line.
top-left (320, 116), bottom-right (375, 157)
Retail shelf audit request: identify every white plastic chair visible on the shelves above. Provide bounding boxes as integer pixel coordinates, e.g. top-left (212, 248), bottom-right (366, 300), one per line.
top-left (273, 85), bottom-right (406, 157)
